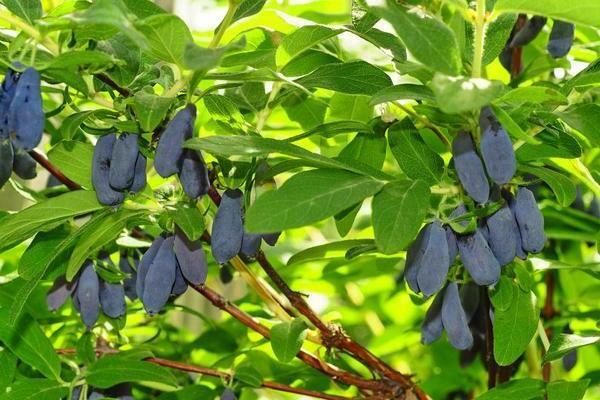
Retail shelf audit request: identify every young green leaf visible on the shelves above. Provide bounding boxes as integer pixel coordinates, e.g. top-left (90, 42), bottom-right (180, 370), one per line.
top-left (245, 169), bottom-right (384, 232)
top-left (493, 284), bottom-right (539, 366)
top-left (135, 14), bottom-right (193, 65)
top-left (369, 1), bottom-right (461, 75)
top-left (494, 0), bottom-right (600, 29)
top-left (47, 141), bottom-right (95, 188)
top-left (0, 191), bottom-right (102, 254)
top-left (547, 380), bottom-right (590, 400)
top-left (0, 379), bottom-right (68, 400)
top-left (543, 333), bottom-right (600, 363)
top-left (270, 318), bottom-right (307, 362)
top-left (372, 180), bottom-right (431, 254)
top-left (518, 165), bottom-right (576, 207)
top-left (431, 74), bottom-right (504, 114)
top-left (388, 119), bottom-right (444, 185)
top-left (296, 61), bottom-right (392, 95)
top-left (556, 104), bottom-right (600, 146)
top-left (0, 311), bottom-right (62, 380)
top-left (476, 379), bottom-right (545, 400)
top-left (86, 356), bottom-right (177, 388)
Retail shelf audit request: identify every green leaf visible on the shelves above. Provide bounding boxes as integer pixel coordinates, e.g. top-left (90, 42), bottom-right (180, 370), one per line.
top-left (245, 169), bottom-right (384, 232)
top-left (388, 119), bottom-right (444, 185)
top-left (498, 87), bottom-right (568, 106)
top-left (270, 318), bottom-right (308, 363)
top-left (287, 239), bottom-right (375, 266)
top-left (543, 333), bottom-right (600, 363)
top-left (339, 130), bottom-right (387, 170)
top-left (489, 104), bottom-right (541, 145)
top-left (335, 203), bottom-right (362, 237)
top-left (431, 74), bottom-right (504, 114)
top-left (350, 27), bottom-right (407, 61)
top-left (183, 40), bottom-right (244, 71)
top-left (296, 61), bottom-right (392, 95)
top-left (0, 191), bottom-right (102, 254)
top-left (369, 1), bottom-right (461, 75)
top-left (234, 364), bottom-right (263, 387)
top-left (494, 0), bottom-right (600, 29)
top-left (493, 284), bottom-right (539, 366)
top-left (0, 349), bottom-right (16, 390)
top-left (71, 0), bottom-right (147, 48)
top-left (132, 89), bottom-right (174, 132)
top-left (123, 0), bottom-right (166, 18)
top-left (232, 0), bottom-right (266, 24)
top-left (476, 379), bottom-right (545, 400)
top-left (135, 14), bottom-right (193, 65)
top-left (66, 209), bottom-right (147, 281)
top-left (185, 135), bottom-right (392, 180)
top-left (516, 127), bottom-right (582, 161)
top-left (47, 141), bottom-right (94, 188)
top-left (46, 50), bottom-right (116, 70)
top-left (2, 0), bottom-right (42, 24)
top-left (547, 380), bottom-right (590, 400)
top-left (371, 180), bottom-right (430, 254)
top-left (276, 25), bottom-right (343, 67)
top-left (370, 84), bottom-right (435, 105)
top-left (482, 14), bottom-right (517, 65)
top-left (286, 121), bottom-right (372, 142)
top-left (518, 165), bottom-right (576, 207)
top-left (489, 275), bottom-right (514, 312)
top-left (327, 93), bottom-right (373, 123)
top-left (18, 227), bottom-right (70, 280)
top-left (86, 356), bottom-right (177, 388)
top-left (203, 94), bottom-right (245, 129)
top-left (556, 104), bottom-right (600, 146)
top-left (0, 379), bottom-right (67, 400)
top-left (170, 205), bottom-right (205, 242)
top-left (0, 310), bottom-right (61, 380)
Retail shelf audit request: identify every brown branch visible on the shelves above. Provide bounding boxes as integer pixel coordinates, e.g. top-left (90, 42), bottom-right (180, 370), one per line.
top-left (510, 15), bottom-right (528, 79)
top-left (28, 149), bottom-right (82, 190)
top-left (56, 348), bottom-right (350, 400)
top-left (95, 73), bottom-right (132, 97)
top-left (191, 284), bottom-right (388, 393)
top-left (207, 187), bottom-right (426, 399)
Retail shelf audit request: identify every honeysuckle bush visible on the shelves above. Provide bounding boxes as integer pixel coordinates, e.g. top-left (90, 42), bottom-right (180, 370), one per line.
top-left (0, 0), bottom-right (598, 399)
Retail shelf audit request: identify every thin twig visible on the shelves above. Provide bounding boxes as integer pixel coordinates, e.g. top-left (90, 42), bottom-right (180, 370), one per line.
top-left (207, 187), bottom-right (426, 399)
top-left (28, 149), bottom-right (82, 190)
top-left (56, 348), bottom-right (350, 400)
top-left (95, 73), bottom-right (131, 97)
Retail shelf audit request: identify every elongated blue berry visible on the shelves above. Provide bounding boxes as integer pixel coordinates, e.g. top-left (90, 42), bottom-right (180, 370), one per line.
top-left (99, 280), bottom-right (126, 318)
top-left (416, 221), bottom-right (450, 299)
top-left (12, 145), bottom-right (36, 179)
top-left (421, 290), bottom-right (443, 344)
top-left (92, 134), bottom-right (124, 206)
top-left (173, 230), bottom-right (208, 285)
top-left (452, 132), bottom-right (489, 204)
top-left (486, 205), bottom-right (518, 265)
top-left (154, 105), bottom-right (196, 178)
top-left (143, 236), bottom-right (177, 315)
top-left (457, 230), bottom-right (501, 286)
top-left (547, 21), bottom-right (574, 58)
top-left (211, 189), bottom-right (244, 264)
top-left (130, 153), bottom-right (147, 193)
top-left (109, 133), bottom-right (139, 190)
top-left (510, 16), bottom-right (547, 48)
top-left (76, 261), bottom-right (100, 329)
top-left (513, 187), bottom-right (545, 253)
top-left (136, 236), bottom-right (165, 299)
top-left (480, 108), bottom-right (516, 185)
top-left (178, 149), bottom-right (209, 199)
top-left (8, 68), bottom-right (44, 150)
top-left (442, 282), bottom-right (473, 350)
